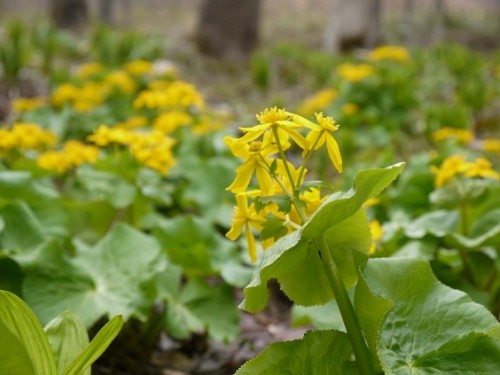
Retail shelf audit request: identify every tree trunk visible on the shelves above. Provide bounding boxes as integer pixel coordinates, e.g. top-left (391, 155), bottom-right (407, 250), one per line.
top-left (50, 0), bottom-right (88, 31)
top-left (98, 0), bottom-right (115, 25)
top-left (323, 0), bottom-right (382, 53)
top-left (196, 0), bottom-right (261, 61)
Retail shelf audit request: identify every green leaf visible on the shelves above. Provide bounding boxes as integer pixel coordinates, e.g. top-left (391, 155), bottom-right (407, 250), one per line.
top-left (0, 290), bottom-right (57, 375)
top-left (240, 164), bottom-right (404, 312)
top-left (302, 162), bottom-right (405, 239)
top-left (44, 311), bottom-right (90, 375)
top-left (260, 216), bottom-right (288, 241)
top-left (296, 180), bottom-right (335, 194)
top-left (0, 255), bottom-right (23, 296)
top-left (0, 171), bottom-right (59, 202)
top-left (404, 210), bottom-right (459, 238)
top-left (356, 258), bottom-right (500, 374)
top-left (253, 194), bottom-right (292, 213)
top-left (235, 330), bottom-right (359, 375)
top-left (62, 315), bottom-right (124, 375)
top-left (0, 201), bottom-right (47, 254)
top-left (292, 300), bottom-right (345, 332)
top-left (75, 167), bottom-right (136, 209)
top-left (23, 224), bottom-right (166, 327)
top-left (153, 215), bottom-right (245, 286)
top-left (160, 276), bottom-right (239, 342)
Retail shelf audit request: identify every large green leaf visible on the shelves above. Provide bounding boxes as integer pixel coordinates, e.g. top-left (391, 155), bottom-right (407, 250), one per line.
top-left (302, 163), bottom-right (405, 238)
top-left (235, 330), bottom-right (359, 375)
top-left (240, 164), bottom-right (404, 312)
top-left (0, 171), bottom-right (58, 202)
top-left (61, 315), bottom-right (123, 375)
top-left (0, 290), bottom-right (57, 375)
top-left (356, 258), bottom-right (500, 374)
top-left (75, 167), bottom-right (136, 209)
top-left (0, 255), bottom-right (23, 296)
top-left (158, 271), bottom-right (240, 342)
top-left (23, 224), bottom-right (166, 327)
top-left (0, 201), bottom-right (47, 254)
top-left (153, 215), bottom-right (251, 287)
top-left (44, 311), bottom-right (90, 375)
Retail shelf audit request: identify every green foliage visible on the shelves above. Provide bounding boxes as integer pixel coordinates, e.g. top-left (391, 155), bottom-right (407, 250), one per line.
top-left (0, 290), bottom-right (122, 375)
top-left (240, 163), bottom-right (404, 312)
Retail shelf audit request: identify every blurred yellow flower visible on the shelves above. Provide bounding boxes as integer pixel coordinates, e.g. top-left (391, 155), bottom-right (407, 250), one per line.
top-left (337, 63), bottom-right (374, 82)
top-left (297, 89), bottom-right (337, 116)
top-left (482, 139), bottom-right (500, 153)
top-left (87, 125), bottom-right (136, 146)
top-left (342, 103), bottom-right (359, 116)
top-left (124, 60), bottom-right (153, 76)
top-left (3, 123), bottom-right (57, 151)
top-left (77, 62), bottom-right (104, 78)
top-left (369, 220), bottom-right (384, 254)
top-left (37, 140), bottom-right (99, 173)
top-left (104, 71), bottom-right (137, 94)
top-left (432, 127), bottom-right (473, 145)
top-left (154, 111), bottom-right (192, 133)
top-left (432, 155), bottom-right (499, 187)
top-left (134, 81), bottom-right (205, 110)
top-left (369, 45), bottom-right (410, 63)
top-left (11, 97), bottom-right (46, 112)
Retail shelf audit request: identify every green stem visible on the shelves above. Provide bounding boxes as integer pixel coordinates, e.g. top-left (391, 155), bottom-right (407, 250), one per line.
top-left (271, 126), bottom-right (296, 191)
top-left (296, 132), bottom-right (323, 189)
top-left (317, 236), bottom-right (376, 375)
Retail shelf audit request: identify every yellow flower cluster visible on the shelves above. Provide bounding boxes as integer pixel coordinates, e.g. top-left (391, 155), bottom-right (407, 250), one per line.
top-left (154, 111), bottom-right (192, 133)
top-left (337, 63), bottom-right (374, 82)
top-left (297, 89), bottom-right (337, 116)
top-left (77, 62), bottom-right (104, 78)
top-left (11, 97), bottom-right (47, 113)
top-left (369, 45), bottom-right (410, 63)
top-left (51, 82), bottom-right (107, 112)
top-left (432, 127), bottom-right (474, 145)
top-left (87, 125), bottom-right (177, 175)
top-left (0, 123), bottom-right (57, 154)
top-left (133, 81), bottom-right (205, 110)
top-left (482, 139), bottom-right (500, 153)
top-left (104, 71), bottom-right (137, 94)
top-left (432, 155), bottom-right (499, 187)
top-left (341, 103), bottom-right (359, 116)
top-left (225, 107), bottom-right (343, 261)
top-left (124, 60), bottom-right (153, 76)
top-left (37, 140), bottom-right (100, 173)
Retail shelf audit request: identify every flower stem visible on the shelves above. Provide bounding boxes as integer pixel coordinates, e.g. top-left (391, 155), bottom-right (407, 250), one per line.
top-left (317, 236), bottom-right (376, 375)
top-left (271, 126), bottom-right (296, 191)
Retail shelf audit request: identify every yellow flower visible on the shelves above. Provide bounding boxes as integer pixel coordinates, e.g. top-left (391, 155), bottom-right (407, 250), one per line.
top-left (300, 113), bottom-right (343, 173)
top-left (87, 125), bottom-right (136, 146)
top-left (116, 116), bottom-right (149, 129)
top-left (11, 97), bottom-right (46, 112)
top-left (432, 127), bottom-right (473, 144)
top-left (482, 139), bottom-right (500, 153)
top-left (463, 158), bottom-right (499, 180)
top-left (133, 81), bottom-right (205, 110)
top-left (104, 71), bottom-right (137, 94)
top-left (369, 220), bottom-right (384, 255)
top-left (337, 63), bottom-right (374, 82)
top-left (238, 107), bottom-right (308, 151)
top-left (226, 193), bottom-right (267, 262)
top-left (124, 60), bottom-right (153, 76)
top-left (153, 111), bottom-right (192, 133)
top-left (9, 123), bottom-right (57, 150)
top-left (77, 62), bottom-right (104, 78)
top-left (369, 45), bottom-right (410, 63)
top-left (431, 155), bottom-right (499, 187)
top-left (129, 131), bottom-right (177, 175)
top-left (37, 140), bottom-right (100, 173)
top-left (297, 89), bottom-right (337, 116)
top-left (224, 135), bottom-right (278, 195)
top-left (342, 103), bottom-right (359, 116)
top-left (431, 155), bottom-right (469, 188)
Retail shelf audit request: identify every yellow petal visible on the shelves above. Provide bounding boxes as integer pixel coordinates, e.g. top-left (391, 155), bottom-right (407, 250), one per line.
top-left (325, 134), bottom-right (343, 173)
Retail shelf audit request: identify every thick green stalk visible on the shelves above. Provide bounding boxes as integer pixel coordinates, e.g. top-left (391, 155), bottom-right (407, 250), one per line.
top-left (317, 236), bottom-right (376, 375)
